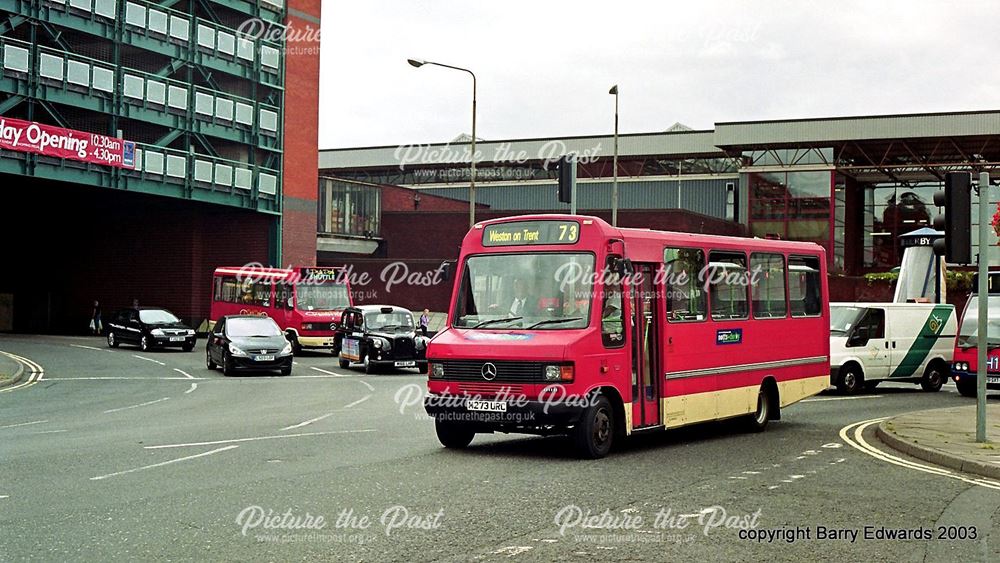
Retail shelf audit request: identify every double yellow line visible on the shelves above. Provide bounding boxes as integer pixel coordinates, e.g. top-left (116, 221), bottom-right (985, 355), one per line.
top-left (0, 351), bottom-right (44, 394)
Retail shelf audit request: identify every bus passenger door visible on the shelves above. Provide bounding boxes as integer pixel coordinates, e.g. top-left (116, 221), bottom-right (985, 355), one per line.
top-left (631, 264), bottom-right (660, 428)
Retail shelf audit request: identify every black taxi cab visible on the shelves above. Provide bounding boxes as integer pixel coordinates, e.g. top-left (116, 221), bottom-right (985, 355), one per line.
top-left (337, 305), bottom-right (429, 374)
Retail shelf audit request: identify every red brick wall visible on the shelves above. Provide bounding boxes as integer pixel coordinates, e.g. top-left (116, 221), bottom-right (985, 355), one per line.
top-left (280, 0), bottom-right (322, 266)
top-left (380, 184), bottom-right (491, 212)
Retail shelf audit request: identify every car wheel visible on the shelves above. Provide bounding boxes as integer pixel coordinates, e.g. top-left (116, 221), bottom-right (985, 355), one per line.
top-left (139, 335), bottom-right (151, 352)
top-left (572, 395), bottom-right (614, 459)
top-left (206, 348), bottom-right (217, 370)
top-left (339, 357), bottom-right (350, 369)
top-left (745, 386), bottom-right (773, 432)
top-left (921, 362), bottom-right (946, 392)
top-left (280, 366), bottom-right (292, 376)
top-left (836, 365), bottom-right (863, 395)
top-left (222, 353), bottom-right (235, 377)
top-left (107, 332), bottom-right (119, 348)
top-left (434, 419), bottom-right (475, 449)
top-left (956, 378), bottom-right (977, 398)
top-left (183, 343), bottom-right (195, 353)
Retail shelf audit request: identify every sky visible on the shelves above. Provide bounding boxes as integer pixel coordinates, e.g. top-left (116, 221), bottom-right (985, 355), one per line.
top-left (317, 0), bottom-right (1000, 149)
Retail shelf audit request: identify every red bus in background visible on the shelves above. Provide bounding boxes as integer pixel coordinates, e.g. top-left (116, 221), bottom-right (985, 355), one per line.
top-left (210, 267), bottom-right (353, 354)
top-left (424, 215), bottom-right (830, 458)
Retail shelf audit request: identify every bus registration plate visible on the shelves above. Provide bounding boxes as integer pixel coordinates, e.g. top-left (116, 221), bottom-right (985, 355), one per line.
top-left (987, 376), bottom-right (1000, 384)
top-left (466, 399), bottom-right (507, 413)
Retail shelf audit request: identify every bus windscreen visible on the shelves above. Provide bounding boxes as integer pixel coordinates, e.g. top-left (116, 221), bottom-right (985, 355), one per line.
top-left (296, 283), bottom-right (351, 312)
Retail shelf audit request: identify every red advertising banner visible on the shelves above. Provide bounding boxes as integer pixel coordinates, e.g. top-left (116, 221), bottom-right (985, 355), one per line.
top-left (0, 117), bottom-right (135, 169)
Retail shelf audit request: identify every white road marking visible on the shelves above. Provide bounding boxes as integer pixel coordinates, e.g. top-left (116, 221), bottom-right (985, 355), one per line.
top-left (309, 366), bottom-right (346, 376)
top-left (70, 344), bottom-right (106, 352)
top-left (173, 368), bottom-right (194, 379)
top-left (144, 429), bottom-right (377, 449)
top-left (281, 412), bottom-right (336, 431)
top-left (0, 351), bottom-right (44, 392)
top-left (30, 430), bottom-right (67, 435)
top-left (90, 445), bottom-right (238, 481)
top-left (802, 395), bottom-right (883, 402)
top-left (185, 383), bottom-right (198, 394)
top-left (822, 443), bottom-right (843, 448)
top-left (790, 475), bottom-right (805, 480)
top-left (839, 418), bottom-right (1000, 491)
top-left (358, 379), bottom-right (375, 391)
top-left (742, 471), bottom-right (761, 475)
top-left (767, 485), bottom-right (780, 490)
top-left (104, 397), bottom-right (170, 414)
top-left (0, 495), bottom-right (8, 499)
top-left (343, 395), bottom-right (371, 410)
top-left (132, 355), bottom-right (166, 366)
top-left (47, 377), bottom-right (208, 381)
top-left (0, 420), bottom-right (48, 430)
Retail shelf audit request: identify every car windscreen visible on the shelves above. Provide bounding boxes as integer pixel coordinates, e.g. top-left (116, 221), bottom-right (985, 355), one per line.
top-left (365, 312), bottom-right (414, 331)
top-left (296, 282), bottom-right (351, 311)
top-left (138, 309), bottom-right (181, 324)
top-left (829, 306), bottom-right (864, 335)
top-left (226, 317), bottom-right (282, 337)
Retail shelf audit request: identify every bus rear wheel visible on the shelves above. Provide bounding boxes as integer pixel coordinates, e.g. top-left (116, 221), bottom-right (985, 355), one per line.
top-left (745, 386), bottom-right (773, 432)
top-left (573, 395), bottom-right (614, 459)
top-left (435, 419), bottom-right (474, 449)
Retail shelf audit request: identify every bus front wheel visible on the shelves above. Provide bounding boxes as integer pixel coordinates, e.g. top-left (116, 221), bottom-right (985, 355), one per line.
top-left (435, 419), bottom-right (474, 449)
top-left (573, 395), bottom-right (614, 459)
top-left (956, 378), bottom-right (978, 398)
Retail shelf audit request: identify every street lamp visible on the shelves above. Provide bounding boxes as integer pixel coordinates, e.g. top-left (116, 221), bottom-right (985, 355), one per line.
top-left (408, 58), bottom-right (478, 227)
top-left (609, 85), bottom-right (619, 227)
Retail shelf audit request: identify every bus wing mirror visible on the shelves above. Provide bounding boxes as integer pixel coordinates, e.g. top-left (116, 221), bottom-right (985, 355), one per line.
top-left (616, 258), bottom-right (634, 277)
top-left (439, 260), bottom-right (455, 282)
top-left (287, 297), bottom-right (294, 309)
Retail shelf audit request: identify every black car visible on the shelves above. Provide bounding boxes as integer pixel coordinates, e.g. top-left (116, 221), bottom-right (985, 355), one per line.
top-left (206, 315), bottom-right (293, 376)
top-left (337, 305), bottom-right (429, 374)
top-left (106, 307), bottom-right (196, 352)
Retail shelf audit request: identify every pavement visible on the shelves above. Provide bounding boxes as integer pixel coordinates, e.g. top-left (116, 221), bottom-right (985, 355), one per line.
top-left (878, 403), bottom-right (1000, 479)
top-left (0, 351), bottom-right (23, 388)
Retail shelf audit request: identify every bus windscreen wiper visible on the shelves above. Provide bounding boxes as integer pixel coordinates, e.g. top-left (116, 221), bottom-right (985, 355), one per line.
top-left (526, 317), bottom-right (582, 329)
top-left (472, 316), bottom-right (522, 328)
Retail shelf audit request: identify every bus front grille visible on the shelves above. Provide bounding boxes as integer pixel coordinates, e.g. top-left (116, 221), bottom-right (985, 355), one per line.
top-left (439, 360), bottom-right (544, 382)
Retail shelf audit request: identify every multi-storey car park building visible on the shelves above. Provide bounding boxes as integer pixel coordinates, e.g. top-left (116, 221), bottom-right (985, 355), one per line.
top-left (0, 0), bottom-right (322, 332)
top-left (318, 111), bottom-right (1000, 310)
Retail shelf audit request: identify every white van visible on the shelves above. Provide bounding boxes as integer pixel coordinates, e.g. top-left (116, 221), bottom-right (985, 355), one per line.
top-left (829, 302), bottom-right (957, 394)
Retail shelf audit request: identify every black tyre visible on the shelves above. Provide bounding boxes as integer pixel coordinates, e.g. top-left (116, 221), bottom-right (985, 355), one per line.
top-left (745, 386), bottom-right (773, 432)
top-left (280, 366), bottom-right (292, 376)
top-left (139, 335), bottom-right (151, 352)
top-left (435, 419), bottom-right (475, 449)
top-left (183, 343), bottom-right (195, 353)
top-left (107, 332), bottom-right (119, 348)
top-left (290, 337), bottom-right (302, 356)
top-left (836, 365), bottom-right (864, 395)
top-left (956, 378), bottom-right (977, 398)
top-left (222, 353), bottom-right (235, 377)
top-left (206, 348), bottom-right (217, 370)
top-left (920, 362), bottom-right (946, 392)
top-left (572, 395), bottom-right (615, 459)
top-left (339, 357), bottom-right (350, 369)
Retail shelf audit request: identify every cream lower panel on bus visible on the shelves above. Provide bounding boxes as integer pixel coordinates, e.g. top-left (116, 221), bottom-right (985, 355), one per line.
top-left (660, 375), bottom-right (829, 429)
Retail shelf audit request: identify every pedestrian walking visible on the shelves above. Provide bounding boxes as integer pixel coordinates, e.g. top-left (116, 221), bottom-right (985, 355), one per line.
top-left (419, 309), bottom-right (430, 336)
top-left (90, 300), bottom-right (103, 335)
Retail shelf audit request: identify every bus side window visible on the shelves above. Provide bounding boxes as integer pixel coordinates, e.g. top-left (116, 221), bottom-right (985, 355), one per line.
top-left (601, 257), bottom-right (625, 348)
top-left (220, 277), bottom-right (240, 303)
top-left (663, 247), bottom-right (706, 322)
top-left (750, 253), bottom-right (787, 319)
top-left (707, 251), bottom-right (749, 320)
top-left (789, 256), bottom-right (822, 317)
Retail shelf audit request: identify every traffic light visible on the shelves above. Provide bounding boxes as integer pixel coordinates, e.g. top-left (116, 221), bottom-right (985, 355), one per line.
top-left (556, 154), bottom-right (576, 204)
top-left (932, 171), bottom-right (972, 264)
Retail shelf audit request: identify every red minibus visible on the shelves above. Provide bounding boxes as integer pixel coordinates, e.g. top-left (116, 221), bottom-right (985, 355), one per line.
top-left (424, 214), bottom-right (830, 458)
top-left (210, 266), bottom-right (353, 354)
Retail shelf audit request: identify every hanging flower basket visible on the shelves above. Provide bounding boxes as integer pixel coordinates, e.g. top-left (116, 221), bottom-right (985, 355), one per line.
top-left (992, 200), bottom-right (1000, 241)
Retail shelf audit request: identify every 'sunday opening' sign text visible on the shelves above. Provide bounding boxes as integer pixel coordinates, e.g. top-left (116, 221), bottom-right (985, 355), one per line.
top-left (0, 117), bottom-right (135, 169)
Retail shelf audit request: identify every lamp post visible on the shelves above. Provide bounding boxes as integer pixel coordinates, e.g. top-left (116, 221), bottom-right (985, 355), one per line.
top-left (408, 58), bottom-right (477, 227)
top-left (609, 85), bottom-right (619, 226)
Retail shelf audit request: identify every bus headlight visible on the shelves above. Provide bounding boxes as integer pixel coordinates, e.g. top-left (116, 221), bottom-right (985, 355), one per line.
top-left (545, 365), bottom-right (574, 382)
top-left (228, 344), bottom-right (248, 357)
top-left (430, 363), bottom-right (444, 378)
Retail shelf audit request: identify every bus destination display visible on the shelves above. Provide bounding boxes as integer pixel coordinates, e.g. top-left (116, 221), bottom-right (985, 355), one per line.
top-left (482, 221), bottom-right (580, 246)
